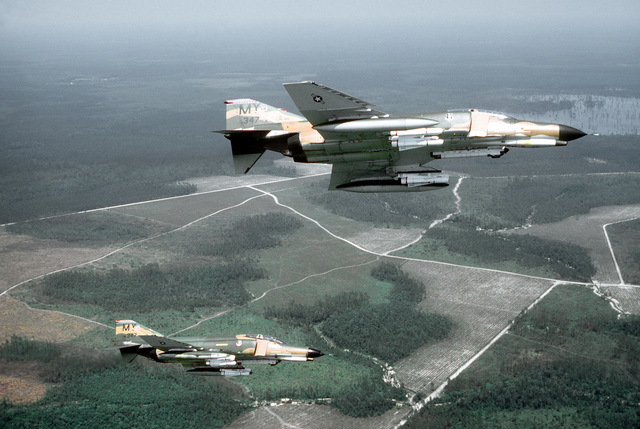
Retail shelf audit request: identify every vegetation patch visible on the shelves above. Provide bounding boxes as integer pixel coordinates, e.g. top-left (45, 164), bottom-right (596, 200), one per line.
top-left (5, 211), bottom-right (169, 245)
top-left (461, 174), bottom-right (640, 229)
top-left (175, 307), bottom-right (404, 417)
top-left (0, 337), bottom-right (246, 428)
top-left (266, 263), bottom-right (453, 363)
top-left (406, 222), bottom-right (596, 281)
top-left (36, 261), bottom-right (263, 313)
top-left (257, 263), bottom-right (453, 417)
top-left (0, 335), bottom-right (119, 384)
top-left (193, 212), bottom-right (304, 257)
top-left (407, 285), bottom-right (640, 428)
top-left (0, 336), bottom-right (62, 365)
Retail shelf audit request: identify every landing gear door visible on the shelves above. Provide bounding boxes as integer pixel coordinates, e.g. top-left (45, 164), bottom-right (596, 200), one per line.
top-left (468, 109), bottom-right (491, 138)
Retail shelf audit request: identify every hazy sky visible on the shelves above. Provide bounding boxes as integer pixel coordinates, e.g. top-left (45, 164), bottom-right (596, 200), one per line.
top-left (2, 0), bottom-right (638, 48)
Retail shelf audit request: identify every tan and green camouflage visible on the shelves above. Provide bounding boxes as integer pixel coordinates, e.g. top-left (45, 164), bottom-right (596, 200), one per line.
top-left (220, 82), bottom-right (586, 192)
top-left (115, 320), bottom-right (323, 376)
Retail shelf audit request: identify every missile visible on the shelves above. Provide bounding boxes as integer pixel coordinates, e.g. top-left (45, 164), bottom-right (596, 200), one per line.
top-left (315, 117), bottom-right (439, 133)
top-left (432, 148), bottom-right (508, 159)
top-left (505, 139), bottom-right (561, 147)
top-left (391, 137), bottom-right (444, 151)
top-left (398, 172), bottom-right (450, 187)
top-left (389, 128), bottom-right (446, 150)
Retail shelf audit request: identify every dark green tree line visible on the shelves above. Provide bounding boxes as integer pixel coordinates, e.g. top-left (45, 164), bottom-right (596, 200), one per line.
top-left (39, 260), bottom-right (262, 312)
top-left (428, 222), bottom-right (597, 281)
top-left (196, 212), bottom-right (304, 257)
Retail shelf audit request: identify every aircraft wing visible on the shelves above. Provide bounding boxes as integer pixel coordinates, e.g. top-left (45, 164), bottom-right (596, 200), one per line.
top-left (329, 161), bottom-right (390, 190)
top-left (139, 335), bottom-right (196, 352)
top-left (328, 161), bottom-right (449, 192)
top-left (283, 81), bottom-right (387, 126)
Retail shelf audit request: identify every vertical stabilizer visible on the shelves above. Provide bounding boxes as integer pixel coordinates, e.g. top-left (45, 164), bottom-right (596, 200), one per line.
top-left (224, 99), bottom-right (306, 130)
top-left (220, 99), bottom-right (309, 174)
top-left (116, 320), bottom-right (163, 340)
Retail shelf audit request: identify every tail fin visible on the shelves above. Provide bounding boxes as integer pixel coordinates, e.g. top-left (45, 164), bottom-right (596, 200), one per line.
top-left (116, 320), bottom-right (163, 342)
top-left (224, 99), bottom-right (306, 130)
top-left (114, 320), bottom-right (162, 363)
top-left (219, 99), bottom-right (307, 174)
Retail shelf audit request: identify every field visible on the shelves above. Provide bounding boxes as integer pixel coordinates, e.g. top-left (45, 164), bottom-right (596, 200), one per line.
top-left (394, 261), bottom-right (553, 394)
top-left (2, 168), bottom-right (638, 426)
top-left (407, 284), bottom-right (640, 427)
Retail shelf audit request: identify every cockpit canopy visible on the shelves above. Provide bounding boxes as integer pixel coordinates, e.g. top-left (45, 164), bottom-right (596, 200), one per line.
top-left (245, 334), bottom-right (283, 344)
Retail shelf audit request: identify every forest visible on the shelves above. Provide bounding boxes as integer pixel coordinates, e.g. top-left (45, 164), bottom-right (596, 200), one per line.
top-left (406, 285), bottom-right (640, 428)
top-left (6, 211), bottom-right (169, 245)
top-left (37, 261), bottom-right (262, 312)
top-left (30, 213), bottom-right (304, 313)
top-left (193, 212), bottom-right (304, 257)
top-left (425, 221), bottom-right (597, 281)
top-left (0, 336), bottom-right (247, 428)
top-left (460, 173), bottom-right (640, 229)
top-left (265, 263), bottom-right (453, 363)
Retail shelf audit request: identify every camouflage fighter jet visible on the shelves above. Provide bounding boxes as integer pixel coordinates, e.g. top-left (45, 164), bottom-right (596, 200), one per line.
top-left (219, 81), bottom-right (587, 192)
top-left (115, 320), bottom-right (323, 376)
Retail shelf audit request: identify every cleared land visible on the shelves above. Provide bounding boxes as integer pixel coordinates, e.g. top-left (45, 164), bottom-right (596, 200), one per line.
top-left (505, 204), bottom-right (640, 285)
top-left (0, 230), bottom-right (118, 294)
top-left (1, 173), bottom-right (638, 428)
top-left (0, 296), bottom-right (96, 344)
top-left (226, 403), bottom-right (408, 429)
top-left (0, 361), bottom-right (47, 404)
top-left (394, 261), bottom-right (554, 394)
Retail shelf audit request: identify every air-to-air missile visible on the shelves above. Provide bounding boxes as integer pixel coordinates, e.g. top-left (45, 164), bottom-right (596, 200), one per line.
top-left (114, 320), bottom-right (323, 376)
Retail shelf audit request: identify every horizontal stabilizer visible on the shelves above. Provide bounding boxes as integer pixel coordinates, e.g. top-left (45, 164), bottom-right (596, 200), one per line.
top-left (219, 130), bottom-right (299, 174)
top-left (116, 345), bottom-right (142, 363)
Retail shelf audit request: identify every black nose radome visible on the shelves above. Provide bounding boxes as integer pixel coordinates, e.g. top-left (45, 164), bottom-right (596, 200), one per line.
top-left (308, 348), bottom-right (324, 358)
top-left (559, 125), bottom-right (587, 141)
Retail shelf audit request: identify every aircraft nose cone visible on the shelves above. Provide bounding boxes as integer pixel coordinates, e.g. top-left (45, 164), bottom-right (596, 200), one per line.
top-left (307, 348), bottom-right (324, 358)
top-left (558, 125), bottom-right (587, 141)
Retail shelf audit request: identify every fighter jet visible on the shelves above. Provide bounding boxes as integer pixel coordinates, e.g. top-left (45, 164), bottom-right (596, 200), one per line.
top-left (114, 320), bottom-right (323, 376)
top-left (220, 81), bottom-right (587, 192)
